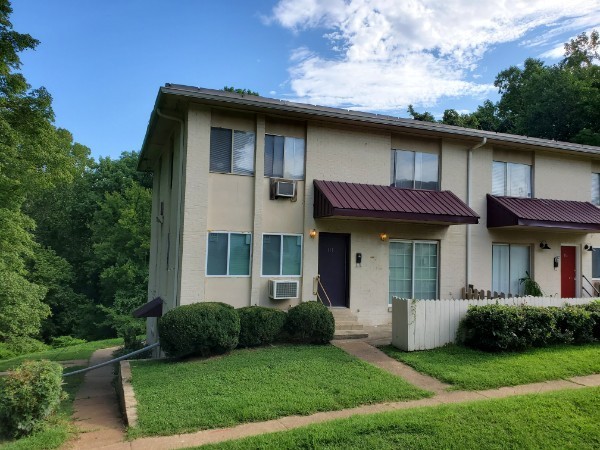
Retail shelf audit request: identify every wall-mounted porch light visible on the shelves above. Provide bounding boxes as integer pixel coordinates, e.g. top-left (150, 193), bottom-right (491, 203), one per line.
top-left (539, 240), bottom-right (551, 250)
top-left (379, 233), bottom-right (388, 241)
top-left (309, 229), bottom-right (317, 239)
top-left (585, 244), bottom-right (594, 252)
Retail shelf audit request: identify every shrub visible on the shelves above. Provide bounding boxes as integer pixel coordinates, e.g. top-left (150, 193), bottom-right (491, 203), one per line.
top-left (50, 336), bottom-right (87, 349)
top-left (460, 304), bottom-right (528, 351)
top-left (0, 343), bottom-right (16, 360)
top-left (583, 301), bottom-right (600, 340)
top-left (113, 326), bottom-right (151, 359)
top-left (520, 306), bottom-right (556, 347)
top-left (0, 360), bottom-right (64, 438)
top-left (285, 302), bottom-right (334, 344)
top-left (158, 302), bottom-right (240, 358)
top-left (237, 306), bottom-right (286, 348)
top-left (4, 336), bottom-right (49, 355)
top-left (551, 306), bottom-right (595, 344)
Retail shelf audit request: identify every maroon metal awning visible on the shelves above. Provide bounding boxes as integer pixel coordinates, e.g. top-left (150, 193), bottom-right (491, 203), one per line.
top-left (487, 194), bottom-right (600, 231)
top-left (313, 180), bottom-right (479, 224)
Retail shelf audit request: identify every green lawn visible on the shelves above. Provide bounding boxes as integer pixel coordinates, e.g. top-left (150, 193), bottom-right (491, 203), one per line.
top-left (0, 338), bottom-right (123, 372)
top-left (0, 369), bottom-right (85, 450)
top-left (381, 343), bottom-right (600, 390)
top-left (128, 344), bottom-right (430, 437)
top-left (201, 387), bottom-right (600, 449)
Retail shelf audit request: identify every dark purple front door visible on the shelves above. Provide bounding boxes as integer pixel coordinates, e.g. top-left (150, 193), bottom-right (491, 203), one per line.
top-left (318, 233), bottom-right (350, 307)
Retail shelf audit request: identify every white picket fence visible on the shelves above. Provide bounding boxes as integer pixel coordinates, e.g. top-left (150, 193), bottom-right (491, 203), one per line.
top-left (391, 296), bottom-right (597, 352)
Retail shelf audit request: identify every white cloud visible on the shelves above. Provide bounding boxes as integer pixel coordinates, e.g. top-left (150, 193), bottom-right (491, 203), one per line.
top-left (269, 0), bottom-right (600, 112)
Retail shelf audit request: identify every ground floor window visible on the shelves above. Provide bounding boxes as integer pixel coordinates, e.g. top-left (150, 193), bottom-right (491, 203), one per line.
top-left (592, 248), bottom-right (600, 279)
top-left (262, 234), bottom-right (302, 276)
top-left (206, 232), bottom-right (251, 276)
top-left (389, 240), bottom-right (438, 304)
top-left (492, 244), bottom-right (530, 295)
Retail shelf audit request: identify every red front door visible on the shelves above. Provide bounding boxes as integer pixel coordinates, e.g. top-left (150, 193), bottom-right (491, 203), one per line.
top-left (561, 246), bottom-right (576, 298)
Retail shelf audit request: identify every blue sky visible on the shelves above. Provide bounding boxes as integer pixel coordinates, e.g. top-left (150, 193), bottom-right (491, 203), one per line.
top-left (11, 0), bottom-right (600, 160)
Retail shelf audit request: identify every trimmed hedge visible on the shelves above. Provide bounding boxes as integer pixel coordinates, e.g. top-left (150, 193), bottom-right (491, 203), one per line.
top-left (285, 301), bottom-right (334, 344)
top-left (158, 302), bottom-right (240, 358)
top-left (460, 304), bottom-right (596, 352)
top-left (237, 306), bottom-right (286, 348)
top-left (0, 360), bottom-right (64, 438)
top-left (583, 300), bottom-right (600, 340)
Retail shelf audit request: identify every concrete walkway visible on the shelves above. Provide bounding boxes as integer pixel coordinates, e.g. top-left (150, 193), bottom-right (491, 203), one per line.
top-left (67, 345), bottom-right (600, 449)
top-left (70, 347), bottom-right (126, 449)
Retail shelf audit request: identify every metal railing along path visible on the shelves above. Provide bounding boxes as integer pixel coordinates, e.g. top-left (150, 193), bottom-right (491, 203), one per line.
top-left (62, 342), bottom-right (160, 377)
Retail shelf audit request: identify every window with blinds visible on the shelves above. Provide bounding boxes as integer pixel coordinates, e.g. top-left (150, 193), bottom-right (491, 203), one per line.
top-left (210, 127), bottom-right (255, 175)
top-left (591, 173), bottom-right (600, 205)
top-left (262, 234), bottom-right (302, 276)
top-left (206, 232), bottom-right (251, 276)
top-left (389, 240), bottom-right (438, 305)
top-left (492, 161), bottom-right (532, 197)
top-left (390, 150), bottom-right (439, 190)
top-left (264, 135), bottom-right (305, 180)
top-left (492, 244), bottom-right (530, 295)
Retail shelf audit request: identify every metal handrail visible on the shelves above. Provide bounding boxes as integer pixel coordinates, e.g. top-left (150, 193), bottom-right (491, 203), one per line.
top-left (582, 274), bottom-right (600, 297)
top-left (63, 342), bottom-right (160, 377)
top-left (315, 275), bottom-right (333, 307)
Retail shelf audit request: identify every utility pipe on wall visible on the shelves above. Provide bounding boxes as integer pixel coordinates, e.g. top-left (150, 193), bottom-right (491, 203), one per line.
top-left (156, 108), bottom-right (185, 309)
top-left (466, 137), bottom-right (487, 291)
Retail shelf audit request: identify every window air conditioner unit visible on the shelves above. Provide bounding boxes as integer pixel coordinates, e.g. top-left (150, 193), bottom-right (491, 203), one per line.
top-left (275, 180), bottom-right (296, 198)
top-left (268, 279), bottom-right (299, 300)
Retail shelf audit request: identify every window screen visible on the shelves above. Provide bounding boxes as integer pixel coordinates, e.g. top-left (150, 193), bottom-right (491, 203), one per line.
top-left (492, 161), bottom-right (532, 197)
top-left (206, 232), bottom-right (251, 276)
top-left (233, 131), bottom-right (255, 175)
top-left (262, 234), bottom-right (302, 276)
top-left (210, 128), bottom-right (255, 175)
top-left (389, 240), bottom-right (438, 304)
top-left (492, 244), bottom-right (530, 295)
top-left (593, 249), bottom-right (600, 278)
top-left (592, 173), bottom-right (600, 205)
top-left (210, 128), bottom-right (232, 173)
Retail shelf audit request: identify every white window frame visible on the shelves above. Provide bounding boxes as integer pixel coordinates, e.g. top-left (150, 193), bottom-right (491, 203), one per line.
top-left (491, 243), bottom-right (532, 295)
top-left (205, 231), bottom-right (252, 277)
top-left (492, 161), bottom-right (533, 197)
top-left (391, 149), bottom-right (440, 190)
top-left (388, 239), bottom-right (439, 305)
top-left (261, 233), bottom-right (303, 277)
top-left (591, 173), bottom-right (600, 206)
top-left (264, 134), bottom-right (306, 180)
top-left (209, 127), bottom-right (256, 176)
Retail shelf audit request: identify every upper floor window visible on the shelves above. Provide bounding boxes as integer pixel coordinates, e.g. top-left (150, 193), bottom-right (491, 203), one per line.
top-left (492, 161), bottom-right (531, 197)
top-left (206, 232), bottom-right (252, 276)
top-left (391, 150), bottom-right (439, 190)
top-left (264, 135), bottom-right (305, 180)
top-left (210, 127), bottom-right (255, 175)
top-left (592, 173), bottom-right (600, 205)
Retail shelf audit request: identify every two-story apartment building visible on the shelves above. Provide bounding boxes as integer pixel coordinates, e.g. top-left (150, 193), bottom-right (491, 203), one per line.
top-left (138, 84), bottom-right (600, 341)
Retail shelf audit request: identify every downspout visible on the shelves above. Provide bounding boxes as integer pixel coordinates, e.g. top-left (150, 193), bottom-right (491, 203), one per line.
top-left (155, 108), bottom-right (184, 308)
top-left (466, 137), bottom-right (487, 293)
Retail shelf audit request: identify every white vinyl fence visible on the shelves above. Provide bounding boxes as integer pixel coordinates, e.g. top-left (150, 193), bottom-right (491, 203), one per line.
top-left (391, 296), bottom-right (597, 352)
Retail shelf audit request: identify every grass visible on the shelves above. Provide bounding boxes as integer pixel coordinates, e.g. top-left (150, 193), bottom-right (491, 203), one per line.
top-left (381, 343), bottom-right (600, 390)
top-left (0, 337), bottom-right (123, 372)
top-left (0, 369), bottom-right (85, 450)
top-left (128, 344), bottom-right (430, 437)
top-left (200, 387), bottom-right (600, 449)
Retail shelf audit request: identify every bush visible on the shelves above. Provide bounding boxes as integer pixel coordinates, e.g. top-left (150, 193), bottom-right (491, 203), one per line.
top-left (551, 306), bottom-right (595, 344)
top-left (460, 304), bottom-right (596, 352)
top-left (158, 302), bottom-right (240, 358)
top-left (113, 326), bottom-right (151, 359)
top-left (0, 360), bottom-right (65, 438)
top-left (0, 343), bottom-right (16, 360)
top-left (50, 336), bottom-right (87, 349)
top-left (237, 306), bottom-right (286, 348)
top-left (285, 302), bottom-right (334, 344)
top-left (583, 301), bottom-right (600, 340)
top-left (4, 336), bottom-right (49, 355)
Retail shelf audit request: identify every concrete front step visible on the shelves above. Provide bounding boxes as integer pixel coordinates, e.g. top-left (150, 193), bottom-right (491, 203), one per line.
top-left (333, 330), bottom-right (369, 340)
top-left (330, 308), bottom-right (368, 339)
top-left (335, 321), bottom-right (364, 331)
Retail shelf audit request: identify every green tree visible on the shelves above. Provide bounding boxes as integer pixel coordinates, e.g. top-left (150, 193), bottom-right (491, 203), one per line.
top-left (407, 104), bottom-right (436, 122)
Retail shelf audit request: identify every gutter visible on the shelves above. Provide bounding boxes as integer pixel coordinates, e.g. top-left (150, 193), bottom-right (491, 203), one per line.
top-left (155, 108), bottom-right (184, 309)
top-left (466, 137), bottom-right (487, 292)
